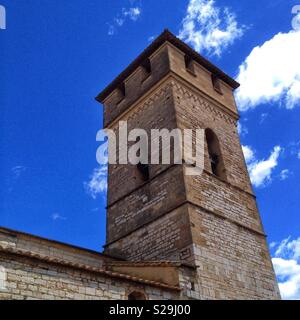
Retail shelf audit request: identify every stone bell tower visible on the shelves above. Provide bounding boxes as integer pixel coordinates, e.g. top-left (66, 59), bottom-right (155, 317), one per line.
top-left (96, 30), bottom-right (280, 299)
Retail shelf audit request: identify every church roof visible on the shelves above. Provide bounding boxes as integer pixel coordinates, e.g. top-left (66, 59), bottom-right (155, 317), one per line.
top-left (96, 29), bottom-right (240, 102)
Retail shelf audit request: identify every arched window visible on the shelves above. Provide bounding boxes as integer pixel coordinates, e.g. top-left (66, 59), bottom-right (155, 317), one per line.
top-left (128, 291), bottom-right (147, 300)
top-left (205, 129), bottom-right (226, 180)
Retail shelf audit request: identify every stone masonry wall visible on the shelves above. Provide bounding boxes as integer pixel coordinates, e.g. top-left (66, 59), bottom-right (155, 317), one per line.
top-left (171, 79), bottom-right (280, 299)
top-left (105, 203), bottom-right (193, 262)
top-left (107, 82), bottom-right (177, 206)
top-left (187, 205), bottom-right (281, 299)
top-left (104, 76), bottom-right (280, 299)
top-left (173, 79), bottom-right (253, 194)
top-left (106, 81), bottom-right (187, 245)
top-left (167, 43), bottom-right (238, 115)
top-left (103, 44), bottom-right (171, 127)
top-left (0, 253), bottom-right (177, 300)
top-left (186, 171), bottom-right (262, 232)
top-left (106, 165), bottom-right (186, 244)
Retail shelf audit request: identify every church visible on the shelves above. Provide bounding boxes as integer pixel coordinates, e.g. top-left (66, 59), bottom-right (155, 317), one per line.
top-left (0, 30), bottom-right (281, 300)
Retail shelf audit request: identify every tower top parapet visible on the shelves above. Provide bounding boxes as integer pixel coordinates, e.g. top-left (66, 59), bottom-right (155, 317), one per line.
top-left (96, 29), bottom-right (239, 103)
top-left (96, 29), bottom-right (240, 127)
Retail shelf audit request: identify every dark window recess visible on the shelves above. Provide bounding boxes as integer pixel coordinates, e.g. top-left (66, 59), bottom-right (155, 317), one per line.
top-left (184, 55), bottom-right (195, 74)
top-left (137, 162), bottom-right (150, 181)
top-left (211, 74), bottom-right (222, 94)
top-left (119, 82), bottom-right (126, 96)
top-left (205, 128), bottom-right (226, 180)
top-left (128, 291), bottom-right (146, 300)
top-left (116, 82), bottom-right (126, 104)
top-left (209, 152), bottom-right (219, 176)
top-left (141, 58), bottom-right (151, 75)
top-left (191, 282), bottom-right (195, 291)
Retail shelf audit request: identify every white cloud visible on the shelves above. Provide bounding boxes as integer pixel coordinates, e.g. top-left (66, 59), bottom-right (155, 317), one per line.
top-left (298, 151), bottom-right (300, 160)
top-left (272, 237), bottom-right (300, 300)
top-left (122, 7), bottom-right (141, 21)
top-left (248, 146), bottom-right (281, 187)
top-left (237, 122), bottom-right (248, 136)
top-left (279, 169), bottom-right (290, 181)
top-left (275, 237), bottom-right (300, 261)
top-left (108, 6), bottom-right (141, 35)
top-left (179, 0), bottom-right (244, 57)
top-left (273, 258), bottom-right (300, 300)
top-left (242, 145), bottom-right (254, 164)
top-left (51, 213), bottom-right (66, 221)
top-left (242, 145), bottom-right (281, 187)
top-left (236, 29), bottom-right (300, 111)
top-left (84, 165), bottom-right (108, 199)
top-left (115, 18), bottom-right (125, 27)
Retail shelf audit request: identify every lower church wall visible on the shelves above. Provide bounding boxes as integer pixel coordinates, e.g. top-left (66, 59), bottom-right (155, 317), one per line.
top-left (0, 253), bottom-right (178, 300)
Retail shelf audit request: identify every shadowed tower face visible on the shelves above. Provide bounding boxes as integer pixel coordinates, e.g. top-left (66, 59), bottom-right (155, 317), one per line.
top-left (97, 30), bottom-right (281, 299)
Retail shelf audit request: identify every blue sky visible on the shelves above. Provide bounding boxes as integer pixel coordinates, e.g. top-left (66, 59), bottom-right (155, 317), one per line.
top-left (0, 0), bottom-right (300, 299)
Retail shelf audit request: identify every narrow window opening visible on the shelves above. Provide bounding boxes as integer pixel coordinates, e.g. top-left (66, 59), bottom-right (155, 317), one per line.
top-left (190, 281), bottom-right (195, 291)
top-left (141, 58), bottom-right (151, 75)
top-left (137, 162), bottom-right (149, 181)
top-left (119, 82), bottom-right (126, 96)
top-left (116, 82), bottom-right (126, 104)
top-left (184, 55), bottom-right (195, 74)
top-left (209, 153), bottom-right (219, 176)
top-left (211, 74), bottom-right (222, 94)
top-left (205, 129), bottom-right (226, 180)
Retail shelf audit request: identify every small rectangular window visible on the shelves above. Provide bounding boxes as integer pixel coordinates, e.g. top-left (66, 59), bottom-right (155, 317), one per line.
top-left (137, 163), bottom-right (149, 181)
top-left (119, 82), bottom-right (126, 97)
top-left (116, 82), bottom-right (126, 104)
top-left (141, 58), bottom-right (151, 83)
top-left (141, 58), bottom-right (151, 75)
top-left (184, 55), bottom-right (195, 75)
top-left (211, 74), bottom-right (222, 94)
